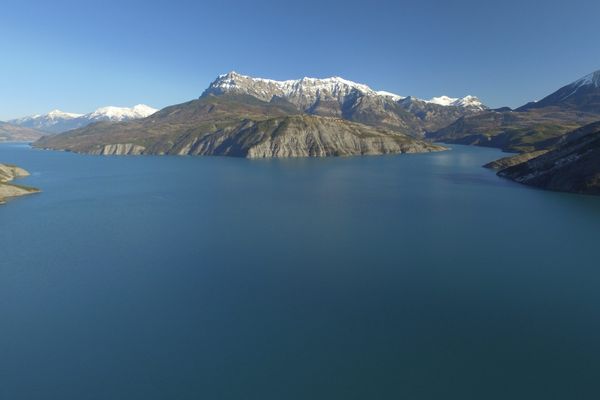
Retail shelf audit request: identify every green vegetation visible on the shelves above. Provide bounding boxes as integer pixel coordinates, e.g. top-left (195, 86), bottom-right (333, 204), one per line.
top-left (427, 107), bottom-right (598, 153)
top-left (498, 121), bottom-right (600, 195)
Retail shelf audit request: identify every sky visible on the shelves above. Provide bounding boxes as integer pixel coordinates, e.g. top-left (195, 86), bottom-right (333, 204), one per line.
top-left (1, 0), bottom-right (600, 120)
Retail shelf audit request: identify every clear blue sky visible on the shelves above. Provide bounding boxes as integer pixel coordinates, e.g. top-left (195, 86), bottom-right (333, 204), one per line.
top-left (1, 0), bottom-right (599, 120)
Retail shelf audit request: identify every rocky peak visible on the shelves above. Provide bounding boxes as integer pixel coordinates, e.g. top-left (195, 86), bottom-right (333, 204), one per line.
top-left (203, 72), bottom-right (377, 107)
top-left (203, 72), bottom-right (487, 111)
top-left (573, 70), bottom-right (600, 88)
top-left (451, 95), bottom-right (485, 110)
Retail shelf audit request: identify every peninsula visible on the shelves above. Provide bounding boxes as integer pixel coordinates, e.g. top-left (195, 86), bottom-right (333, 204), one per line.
top-left (0, 163), bottom-right (40, 204)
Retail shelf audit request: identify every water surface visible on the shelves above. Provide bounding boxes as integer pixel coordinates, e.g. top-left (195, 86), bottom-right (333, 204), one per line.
top-left (1, 143), bottom-right (600, 399)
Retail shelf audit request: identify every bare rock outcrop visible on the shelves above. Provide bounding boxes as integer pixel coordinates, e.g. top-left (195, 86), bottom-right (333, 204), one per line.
top-left (0, 163), bottom-right (40, 204)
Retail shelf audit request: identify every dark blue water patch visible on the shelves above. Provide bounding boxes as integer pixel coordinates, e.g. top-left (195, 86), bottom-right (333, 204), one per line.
top-left (1, 143), bottom-right (600, 400)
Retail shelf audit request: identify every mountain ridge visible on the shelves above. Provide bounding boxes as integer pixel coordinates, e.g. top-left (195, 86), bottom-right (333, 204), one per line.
top-left (516, 69), bottom-right (600, 113)
top-left (10, 104), bottom-right (158, 134)
top-left (427, 69), bottom-right (600, 153)
top-left (201, 71), bottom-right (487, 136)
top-left (497, 120), bottom-right (600, 195)
top-left (34, 92), bottom-right (446, 157)
top-left (203, 71), bottom-right (486, 111)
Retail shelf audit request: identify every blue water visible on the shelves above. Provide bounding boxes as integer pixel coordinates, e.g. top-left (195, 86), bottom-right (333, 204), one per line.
top-left (1, 143), bottom-right (600, 399)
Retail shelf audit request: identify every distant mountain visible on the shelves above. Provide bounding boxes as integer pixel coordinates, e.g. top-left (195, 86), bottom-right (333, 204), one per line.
top-left (517, 70), bottom-right (600, 113)
top-left (497, 121), bottom-right (600, 195)
top-left (428, 95), bottom-right (485, 109)
top-left (0, 121), bottom-right (44, 142)
top-left (202, 72), bottom-right (486, 135)
top-left (34, 72), bottom-right (497, 158)
top-left (9, 110), bottom-right (83, 134)
top-left (84, 105), bottom-right (158, 122)
top-left (34, 92), bottom-right (445, 158)
top-left (427, 69), bottom-right (600, 153)
top-left (10, 104), bottom-right (158, 134)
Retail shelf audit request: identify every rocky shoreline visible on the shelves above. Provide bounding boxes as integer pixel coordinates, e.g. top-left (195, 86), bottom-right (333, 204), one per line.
top-left (0, 164), bottom-right (40, 204)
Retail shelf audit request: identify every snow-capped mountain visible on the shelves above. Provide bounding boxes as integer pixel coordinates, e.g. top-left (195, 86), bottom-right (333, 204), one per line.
top-left (11, 104), bottom-right (158, 134)
top-left (86, 104), bottom-right (158, 122)
top-left (204, 72), bottom-right (378, 109)
top-left (428, 96), bottom-right (458, 106)
top-left (10, 110), bottom-right (84, 133)
top-left (427, 95), bottom-right (485, 109)
top-left (203, 71), bottom-right (486, 111)
top-left (518, 69), bottom-right (600, 113)
top-left (376, 91), bottom-right (405, 102)
top-left (201, 71), bottom-right (487, 135)
top-left (572, 70), bottom-right (600, 89)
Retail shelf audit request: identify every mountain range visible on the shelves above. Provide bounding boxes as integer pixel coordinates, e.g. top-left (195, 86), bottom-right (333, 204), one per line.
top-left (34, 72), bottom-right (489, 157)
top-left (9, 104), bottom-right (158, 134)
top-left (205, 72), bottom-right (486, 111)
top-left (427, 70), bottom-right (600, 153)
top-left (202, 72), bottom-right (486, 135)
top-left (445, 69), bottom-right (600, 195)
top-left (14, 68), bottom-right (600, 194)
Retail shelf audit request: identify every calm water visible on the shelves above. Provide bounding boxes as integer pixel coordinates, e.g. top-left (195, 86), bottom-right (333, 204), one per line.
top-left (1, 143), bottom-right (600, 399)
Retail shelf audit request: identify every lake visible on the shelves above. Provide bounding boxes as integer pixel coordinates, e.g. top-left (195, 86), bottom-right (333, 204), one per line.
top-left (1, 143), bottom-right (600, 399)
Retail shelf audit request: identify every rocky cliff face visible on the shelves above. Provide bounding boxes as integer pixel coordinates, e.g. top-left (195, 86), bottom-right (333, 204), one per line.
top-left (36, 111), bottom-right (445, 158)
top-left (0, 163), bottom-right (39, 204)
top-left (90, 143), bottom-right (146, 156)
top-left (182, 115), bottom-right (445, 158)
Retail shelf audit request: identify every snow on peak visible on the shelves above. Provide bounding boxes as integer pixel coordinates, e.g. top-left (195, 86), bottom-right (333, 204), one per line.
top-left (9, 109), bottom-right (83, 125)
top-left (428, 96), bottom-right (458, 106)
top-left (552, 70), bottom-right (600, 102)
top-left (9, 104), bottom-right (159, 133)
top-left (376, 91), bottom-right (405, 102)
top-left (206, 72), bottom-right (485, 109)
top-left (208, 72), bottom-right (413, 108)
top-left (572, 70), bottom-right (600, 88)
top-left (209, 71), bottom-right (378, 99)
top-left (451, 95), bottom-right (485, 109)
top-left (132, 104), bottom-right (157, 114)
top-left (427, 95), bottom-right (485, 109)
top-left (86, 104), bottom-right (158, 121)
top-left (13, 105), bottom-right (157, 124)
top-left (45, 110), bottom-right (83, 119)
